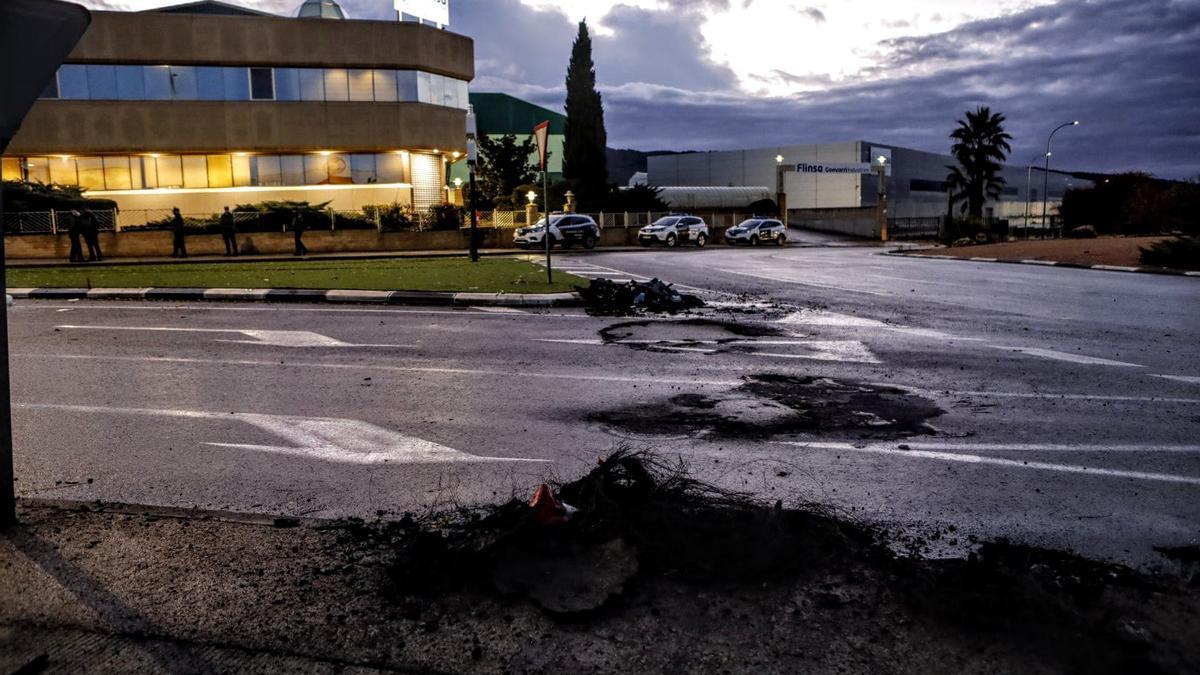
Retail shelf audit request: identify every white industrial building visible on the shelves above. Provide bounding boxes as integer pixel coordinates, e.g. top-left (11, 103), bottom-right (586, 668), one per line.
top-left (647, 141), bottom-right (1087, 238)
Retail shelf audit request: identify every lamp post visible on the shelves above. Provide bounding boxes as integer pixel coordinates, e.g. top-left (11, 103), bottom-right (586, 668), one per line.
top-left (564, 190), bottom-right (575, 214)
top-left (1042, 120), bottom-right (1079, 237)
top-left (875, 154), bottom-right (889, 242)
top-left (465, 106), bottom-right (479, 262)
top-left (774, 154), bottom-right (787, 222)
top-left (1024, 152), bottom-right (1050, 239)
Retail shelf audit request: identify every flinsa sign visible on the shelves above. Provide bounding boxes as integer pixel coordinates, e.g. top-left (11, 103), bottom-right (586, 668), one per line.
top-left (794, 162), bottom-right (874, 175)
top-left (395, 0), bottom-right (449, 25)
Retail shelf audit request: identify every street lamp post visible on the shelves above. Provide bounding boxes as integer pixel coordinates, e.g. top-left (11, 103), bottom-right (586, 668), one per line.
top-left (774, 154), bottom-right (787, 221)
top-left (1024, 152), bottom-right (1050, 239)
top-left (1042, 120), bottom-right (1079, 237)
top-left (875, 154), bottom-right (889, 242)
top-left (465, 106), bottom-right (479, 262)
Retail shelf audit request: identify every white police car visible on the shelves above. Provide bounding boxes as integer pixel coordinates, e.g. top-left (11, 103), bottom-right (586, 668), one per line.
top-left (724, 218), bottom-right (787, 246)
top-left (638, 215), bottom-right (709, 248)
top-left (513, 214), bottom-right (600, 250)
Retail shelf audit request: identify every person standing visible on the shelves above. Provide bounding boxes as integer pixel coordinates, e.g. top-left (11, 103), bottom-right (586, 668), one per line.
top-left (66, 210), bottom-right (85, 263)
top-left (81, 209), bottom-right (103, 262)
top-left (220, 206), bottom-right (238, 256)
top-left (170, 207), bottom-right (188, 258)
top-left (292, 211), bottom-right (308, 256)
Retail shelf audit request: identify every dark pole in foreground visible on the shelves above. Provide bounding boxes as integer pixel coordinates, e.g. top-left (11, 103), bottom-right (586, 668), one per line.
top-left (544, 166), bottom-right (551, 285)
top-left (468, 170), bottom-right (479, 263)
top-left (0, 185), bottom-right (13, 527)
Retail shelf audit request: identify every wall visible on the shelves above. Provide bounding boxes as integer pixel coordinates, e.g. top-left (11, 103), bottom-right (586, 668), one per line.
top-left (58, 11), bottom-right (474, 77)
top-left (789, 207), bottom-right (880, 238)
top-left (8, 101), bottom-right (466, 156)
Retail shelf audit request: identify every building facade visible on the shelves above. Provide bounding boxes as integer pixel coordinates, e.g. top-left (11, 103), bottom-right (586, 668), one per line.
top-left (0, 2), bottom-right (473, 224)
top-left (648, 141), bottom-right (1088, 234)
top-left (448, 93), bottom-right (567, 187)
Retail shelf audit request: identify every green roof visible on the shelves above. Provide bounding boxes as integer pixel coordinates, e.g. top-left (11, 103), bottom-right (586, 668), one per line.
top-left (469, 93), bottom-right (566, 136)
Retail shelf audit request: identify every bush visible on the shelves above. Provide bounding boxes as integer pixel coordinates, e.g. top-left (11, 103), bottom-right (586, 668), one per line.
top-left (1139, 236), bottom-right (1200, 270)
top-left (426, 203), bottom-right (463, 230)
top-left (234, 200), bottom-right (331, 231)
top-left (2, 180), bottom-right (117, 213)
top-left (364, 203), bottom-right (416, 232)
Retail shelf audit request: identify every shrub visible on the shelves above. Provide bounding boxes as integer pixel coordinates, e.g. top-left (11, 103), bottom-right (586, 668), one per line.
top-left (426, 203), bottom-right (463, 230)
top-left (2, 180), bottom-right (117, 213)
top-left (364, 203), bottom-right (416, 232)
top-left (1139, 236), bottom-right (1200, 270)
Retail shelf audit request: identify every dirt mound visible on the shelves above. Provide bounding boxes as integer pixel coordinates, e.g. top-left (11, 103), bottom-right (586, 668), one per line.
top-left (590, 373), bottom-right (943, 440)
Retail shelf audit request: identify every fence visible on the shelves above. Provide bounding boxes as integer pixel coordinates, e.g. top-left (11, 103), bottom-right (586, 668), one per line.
top-left (3, 209), bottom-right (116, 234)
top-left (887, 217), bottom-right (942, 240)
top-left (478, 211), bottom-right (768, 230)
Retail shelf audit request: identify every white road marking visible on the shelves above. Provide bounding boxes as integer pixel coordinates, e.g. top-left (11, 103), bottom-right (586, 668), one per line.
top-left (1155, 375), bottom-right (1200, 385)
top-left (25, 303), bottom-right (594, 318)
top-left (471, 306), bottom-right (528, 314)
top-left (17, 403), bottom-right (547, 465)
top-left (935, 389), bottom-right (1200, 404)
top-left (55, 325), bottom-right (413, 348)
top-left (1092, 265), bottom-right (1141, 272)
top-left (15, 352), bottom-right (742, 387)
top-left (777, 441), bottom-right (1200, 485)
top-left (1020, 259), bottom-right (1059, 266)
top-left (778, 311), bottom-right (982, 341)
top-left (713, 268), bottom-right (891, 297)
top-left (990, 346), bottom-right (1144, 368)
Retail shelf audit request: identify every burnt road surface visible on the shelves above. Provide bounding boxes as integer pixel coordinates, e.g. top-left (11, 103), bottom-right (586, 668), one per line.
top-left (7, 241), bottom-right (1200, 567)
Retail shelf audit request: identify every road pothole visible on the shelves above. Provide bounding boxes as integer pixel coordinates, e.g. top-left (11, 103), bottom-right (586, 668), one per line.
top-left (590, 374), bottom-right (943, 440)
top-left (599, 318), bottom-right (788, 354)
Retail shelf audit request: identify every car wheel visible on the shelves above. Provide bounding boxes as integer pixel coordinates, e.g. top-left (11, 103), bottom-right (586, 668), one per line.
top-left (666, 233), bottom-right (678, 248)
top-left (750, 234), bottom-right (759, 246)
top-left (584, 234), bottom-right (597, 249)
top-left (696, 233), bottom-right (707, 248)
top-left (776, 233), bottom-right (787, 246)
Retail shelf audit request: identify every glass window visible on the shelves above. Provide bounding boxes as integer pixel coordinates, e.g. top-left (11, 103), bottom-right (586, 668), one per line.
top-left (76, 157), bottom-right (105, 190)
top-left (252, 155), bottom-right (282, 186)
top-left (348, 69), bottom-right (373, 101)
top-left (115, 65), bottom-right (145, 99)
top-left (169, 66), bottom-right (197, 99)
top-left (376, 152), bottom-right (406, 183)
top-left (49, 156), bottom-right (77, 185)
top-left (196, 66), bottom-right (224, 100)
top-left (323, 68), bottom-right (349, 101)
top-left (156, 155), bottom-right (183, 188)
top-left (85, 65), bottom-right (118, 99)
top-left (298, 69), bottom-right (324, 101)
top-left (181, 156), bottom-right (208, 188)
top-left (58, 64), bottom-right (89, 99)
top-left (280, 155), bottom-right (305, 185)
top-left (223, 67), bottom-right (249, 101)
top-left (350, 154), bottom-right (376, 183)
top-left (304, 155), bottom-right (328, 184)
top-left (396, 70), bottom-right (418, 101)
top-left (274, 68), bottom-right (300, 101)
top-left (416, 71), bottom-right (432, 103)
top-left (1, 158), bottom-right (23, 181)
top-left (24, 158), bottom-right (50, 184)
top-left (250, 67), bottom-right (274, 100)
top-left (144, 66), bottom-right (172, 100)
top-left (231, 155), bottom-right (252, 187)
top-left (206, 155), bottom-right (233, 188)
top-left (40, 73), bottom-right (60, 99)
top-left (139, 156), bottom-right (159, 189)
top-left (372, 69), bottom-right (397, 102)
top-left (456, 79), bottom-right (469, 109)
top-left (102, 156), bottom-right (132, 190)
top-left (130, 156), bottom-right (144, 189)
top-left (325, 154), bottom-right (351, 183)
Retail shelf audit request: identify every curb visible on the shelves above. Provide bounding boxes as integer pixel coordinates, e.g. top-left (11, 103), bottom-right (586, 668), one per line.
top-left (887, 251), bottom-right (1200, 278)
top-left (7, 287), bottom-right (582, 308)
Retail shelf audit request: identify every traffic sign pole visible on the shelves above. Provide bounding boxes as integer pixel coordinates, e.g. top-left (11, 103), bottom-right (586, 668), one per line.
top-left (534, 121), bottom-right (551, 284)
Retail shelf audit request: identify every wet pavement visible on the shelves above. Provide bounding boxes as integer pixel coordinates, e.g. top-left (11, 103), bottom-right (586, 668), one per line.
top-left (6, 243), bottom-right (1200, 567)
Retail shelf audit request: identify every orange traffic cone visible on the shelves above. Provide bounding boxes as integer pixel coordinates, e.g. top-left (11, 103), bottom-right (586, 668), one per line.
top-left (529, 483), bottom-right (576, 525)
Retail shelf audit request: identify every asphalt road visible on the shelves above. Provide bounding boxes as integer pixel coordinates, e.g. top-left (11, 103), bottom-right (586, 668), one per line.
top-left (7, 240), bottom-right (1200, 567)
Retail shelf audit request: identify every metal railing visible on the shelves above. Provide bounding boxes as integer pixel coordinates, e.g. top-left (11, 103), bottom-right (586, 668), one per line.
top-left (887, 217), bottom-right (943, 240)
top-left (3, 209), bottom-right (116, 234)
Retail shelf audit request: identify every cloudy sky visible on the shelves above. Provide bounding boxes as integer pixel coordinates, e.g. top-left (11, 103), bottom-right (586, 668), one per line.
top-left (80, 0), bottom-right (1200, 177)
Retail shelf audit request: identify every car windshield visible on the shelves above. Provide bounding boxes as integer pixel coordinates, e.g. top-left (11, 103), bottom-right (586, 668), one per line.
top-left (650, 217), bottom-right (681, 227)
top-left (532, 216), bottom-right (566, 228)
top-left (736, 220), bottom-right (761, 229)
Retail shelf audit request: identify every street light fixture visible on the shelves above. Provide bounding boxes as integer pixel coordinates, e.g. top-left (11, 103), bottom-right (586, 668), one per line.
top-left (875, 155), bottom-right (889, 242)
top-left (1025, 151), bottom-right (1051, 238)
top-left (526, 190), bottom-right (537, 205)
top-left (1042, 120), bottom-right (1079, 235)
top-left (774, 155), bottom-right (787, 221)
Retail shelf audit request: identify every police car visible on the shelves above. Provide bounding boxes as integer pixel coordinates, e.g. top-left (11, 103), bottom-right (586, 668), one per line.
top-left (513, 214), bottom-right (600, 250)
top-left (637, 215), bottom-right (710, 248)
top-left (724, 218), bottom-right (787, 246)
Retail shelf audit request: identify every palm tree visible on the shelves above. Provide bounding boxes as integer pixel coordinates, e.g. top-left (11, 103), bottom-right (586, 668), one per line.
top-left (946, 106), bottom-right (1012, 218)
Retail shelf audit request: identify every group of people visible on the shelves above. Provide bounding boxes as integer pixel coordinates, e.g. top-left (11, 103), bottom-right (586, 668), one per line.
top-left (66, 209), bottom-right (103, 263)
top-left (168, 207), bottom-right (308, 258)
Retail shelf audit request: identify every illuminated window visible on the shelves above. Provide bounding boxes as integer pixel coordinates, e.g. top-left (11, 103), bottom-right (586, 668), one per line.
top-left (231, 155), bottom-right (252, 187)
top-left (252, 155), bottom-right (282, 186)
top-left (24, 158), bottom-right (50, 184)
top-left (323, 69), bottom-right (349, 101)
top-left (181, 156), bottom-right (209, 188)
top-left (372, 70), bottom-right (397, 102)
top-left (102, 156), bottom-right (132, 190)
top-left (350, 154), bottom-right (376, 183)
top-left (1, 158), bottom-right (23, 181)
top-left (348, 69), bottom-right (373, 101)
top-left (49, 156), bottom-right (78, 186)
top-left (206, 154), bottom-right (234, 188)
top-left (156, 155), bottom-right (184, 188)
top-left (280, 155), bottom-right (305, 185)
top-left (76, 157), bottom-right (105, 190)
top-left (377, 153), bottom-right (406, 183)
top-left (140, 156), bottom-right (160, 189)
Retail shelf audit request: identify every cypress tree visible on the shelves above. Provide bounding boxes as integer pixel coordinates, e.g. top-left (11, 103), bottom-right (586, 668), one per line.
top-left (563, 20), bottom-right (608, 201)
